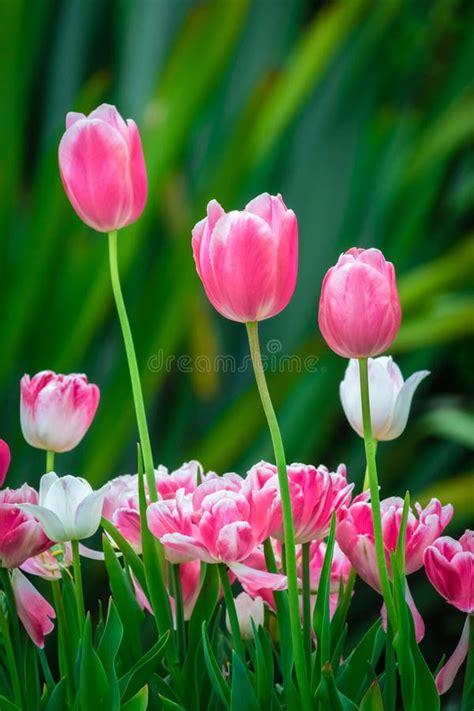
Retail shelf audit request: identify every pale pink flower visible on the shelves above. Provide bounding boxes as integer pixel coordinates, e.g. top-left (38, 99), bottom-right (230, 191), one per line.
top-left (21, 544), bottom-right (73, 580)
top-left (192, 193), bottom-right (298, 322)
top-left (147, 479), bottom-right (286, 591)
top-left (59, 103), bottom-right (147, 232)
top-left (226, 592), bottom-right (264, 640)
top-left (20, 371), bottom-right (99, 453)
top-left (318, 248), bottom-right (401, 358)
top-left (423, 530), bottom-right (473, 614)
top-left (245, 461), bottom-right (353, 544)
top-left (340, 357), bottom-right (430, 441)
top-left (0, 440), bottom-right (11, 487)
top-left (337, 497), bottom-right (453, 591)
top-left (11, 569), bottom-right (55, 647)
top-left (435, 616), bottom-right (471, 695)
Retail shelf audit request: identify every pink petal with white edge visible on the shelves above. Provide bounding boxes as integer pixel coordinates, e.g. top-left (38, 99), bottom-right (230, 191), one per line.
top-left (160, 532), bottom-right (215, 564)
top-left (228, 562), bottom-right (287, 591)
top-left (436, 615), bottom-right (470, 694)
top-left (11, 569), bottom-right (55, 648)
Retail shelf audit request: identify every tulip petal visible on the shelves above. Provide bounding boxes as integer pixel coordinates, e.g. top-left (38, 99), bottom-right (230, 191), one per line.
top-left (11, 569), bottom-right (55, 648)
top-left (74, 486), bottom-right (108, 540)
top-left (160, 533), bottom-right (215, 564)
top-left (228, 562), bottom-right (287, 591)
top-left (436, 616), bottom-right (470, 694)
top-left (20, 504), bottom-right (66, 543)
top-left (39, 472), bottom-right (59, 504)
top-left (388, 370), bottom-right (430, 440)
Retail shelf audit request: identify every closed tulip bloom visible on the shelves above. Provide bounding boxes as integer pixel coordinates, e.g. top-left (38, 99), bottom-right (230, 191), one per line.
top-left (59, 103), bottom-right (147, 232)
top-left (423, 530), bottom-right (473, 614)
top-left (318, 248), bottom-right (401, 358)
top-left (340, 357), bottom-right (430, 441)
top-left (21, 472), bottom-right (108, 542)
top-left (0, 440), bottom-right (11, 487)
top-left (0, 506), bottom-right (52, 568)
top-left (11, 569), bottom-right (55, 648)
top-left (192, 193), bottom-right (298, 322)
top-left (226, 592), bottom-right (264, 640)
top-left (21, 371), bottom-right (100, 453)
top-left (337, 497), bottom-right (453, 592)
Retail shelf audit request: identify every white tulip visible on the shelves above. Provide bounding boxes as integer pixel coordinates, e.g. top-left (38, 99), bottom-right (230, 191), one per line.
top-left (21, 472), bottom-right (108, 542)
top-left (226, 592), bottom-right (264, 640)
top-left (340, 357), bottom-right (430, 441)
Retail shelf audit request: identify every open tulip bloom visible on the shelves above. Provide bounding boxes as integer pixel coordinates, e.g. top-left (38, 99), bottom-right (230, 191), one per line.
top-left (0, 104), bottom-right (471, 711)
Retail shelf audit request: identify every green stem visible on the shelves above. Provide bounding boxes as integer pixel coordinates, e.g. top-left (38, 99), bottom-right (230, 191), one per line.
top-left (246, 322), bottom-right (311, 710)
top-left (171, 564), bottom-right (186, 663)
top-left (461, 615), bottom-right (474, 711)
top-left (46, 449), bottom-right (55, 472)
top-left (358, 358), bottom-right (397, 630)
top-left (38, 648), bottom-right (55, 692)
top-left (0, 595), bottom-right (22, 706)
top-left (51, 580), bottom-right (74, 705)
top-left (108, 231), bottom-right (157, 502)
top-left (302, 542), bottom-right (312, 670)
top-left (71, 540), bottom-right (85, 631)
top-left (218, 564), bottom-right (245, 661)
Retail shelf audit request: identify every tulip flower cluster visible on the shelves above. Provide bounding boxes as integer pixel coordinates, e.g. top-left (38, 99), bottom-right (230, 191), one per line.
top-left (0, 104), bottom-right (471, 711)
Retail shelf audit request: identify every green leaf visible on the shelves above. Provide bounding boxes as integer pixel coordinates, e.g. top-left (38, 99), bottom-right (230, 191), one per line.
top-left (395, 492), bottom-right (410, 575)
top-left (44, 678), bottom-right (68, 711)
top-left (312, 513), bottom-right (336, 692)
top-left (102, 534), bottom-right (143, 665)
top-left (119, 631), bottom-right (170, 704)
top-left (359, 681), bottom-right (384, 711)
top-left (338, 619), bottom-right (383, 702)
top-left (230, 650), bottom-right (260, 711)
top-left (79, 615), bottom-right (110, 710)
top-left (201, 622), bottom-right (230, 708)
top-left (101, 517), bottom-right (147, 592)
top-left (158, 697), bottom-right (186, 711)
top-left (120, 686), bottom-right (148, 711)
top-left (383, 632), bottom-right (397, 711)
top-left (97, 598), bottom-right (124, 709)
top-left (0, 697), bottom-right (21, 711)
top-left (252, 622), bottom-right (274, 708)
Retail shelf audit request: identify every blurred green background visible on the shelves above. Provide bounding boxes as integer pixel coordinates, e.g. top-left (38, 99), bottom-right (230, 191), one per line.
top-left (2, 0), bottom-right (473, 693)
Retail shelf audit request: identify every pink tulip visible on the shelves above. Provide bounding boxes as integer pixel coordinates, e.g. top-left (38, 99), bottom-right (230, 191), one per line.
top-left (423, 530), bottom-right (473, 614)
top-left (147, 478), bottom-right (287, 591)
top-left (192, 193), bottom-right (298, 322)
top-left (21, 371), bottom-right (100, 453)
top-left (245, 461), bottom-right (353, 544)
top-left (337, 496), bottom-right (453, 591)
top-left (11, 569), bottom-right (55, 648)
top-left (226, 592), bottom-right (264, 640)
top-left (318, 248), bottom-right (401, 358)
top-left (435, 616), bottom-right (470, 695)
top-left (0, 485), bottom-right (52, 568)
top-left (156, 461), bottom-right (208, 499)
top-left (21, 543), bottom-right (73, 580)
top-left (59, 103), bottom-right (147, 232)
top-left (0, 440), bottom-right (11, 487)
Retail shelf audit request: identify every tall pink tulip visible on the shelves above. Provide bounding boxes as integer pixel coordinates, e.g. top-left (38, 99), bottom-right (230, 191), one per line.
top-left (59, 103), bottom-right (147, 232)
top-left (192, 193), bottom-right (298, 322)
top-left (11, 569), bottom-right (55, 648)
top-left (318, 248), bottom-right (401, 358)
top-left (337, 496), bottom-right (453, 591)
top-left (245, 461), bottom-right (353, 544)
top-left (147, 478), bottom-right (287, 591)
top-left (20, 371), bottom-right (99, 453)
top-left (423, 530), bottom-right (473, 614)
top-left (0, 439), bottom-right (11, 487)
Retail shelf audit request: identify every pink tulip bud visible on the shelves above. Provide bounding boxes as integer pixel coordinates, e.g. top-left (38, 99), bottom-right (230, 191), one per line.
top-left (0, 439), bottom-right (11, 487)
top-left (59, 103), bottom-right (147, 232)
top-left (192, 193), bottom-right (298, 322)
top-left (226, 592), bottom-right (264, 640)
top-left (318, 248), bottom-right (401, 358)
top-left (0, 484), bottom-right (52, 569)
top-left (20, 371), bottom-right (100, 453)
top-left (336, 496), bottom-right (453, 592)
top-left (11, 569), bottom-right (55, 648)
top-left (423, 530), bottom-right (473, 614)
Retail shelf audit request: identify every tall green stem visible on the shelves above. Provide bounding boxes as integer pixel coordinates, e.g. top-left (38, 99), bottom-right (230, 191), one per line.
top-left (71, 539), bottom-right (85, 631)
top-left (246, 322), bottom-right (311, 710)
top-left (302, 541), bottom-right (312, 670)
top-left (171, 564), bottom-right (186, 662)
top-left (46, 449), bottom-right (55, 472)
top-left (358, 358), bottom-right (397, 630)
top-left (218, 564), bottom-right (245, 661)
top-left (108, 231), bottom-right (157, 502)
top-left (0, 596), bottom-right (22, 706)
top-left (52, 580), bottom-right (74, 705)
top-left (461, 615), bottom-right (474, 711)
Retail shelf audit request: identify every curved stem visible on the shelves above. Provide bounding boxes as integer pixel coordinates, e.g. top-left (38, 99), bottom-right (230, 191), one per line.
top-left (71, 539), bottom-right (85, 631)
top-left (358, 358), bottom-right (397, 630)
top-left (302, 541), bottom-right (312, 670)
top-left (108, 231), bottom-right (157, 502)
top-left (218, 564), bottom-right (245, 661)
top-left (0, 598), bottom-right (22, 706)
top-left (46, 449), bottom-right (55, 472)
top-left (246, 322), bottom-right (311, 710)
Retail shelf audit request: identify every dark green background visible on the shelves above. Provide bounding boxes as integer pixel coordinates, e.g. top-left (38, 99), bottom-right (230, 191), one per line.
top-left (2, 1), bottom-right (473, 700)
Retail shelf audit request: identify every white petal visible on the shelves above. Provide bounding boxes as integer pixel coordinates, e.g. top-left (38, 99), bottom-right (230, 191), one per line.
top-left (39, 472), bottom-right (59, 505)
top-left (73, 486), bottom-right (108, 540)
top-left (383, 370), bottom-right (430, 440)
top-left (43, 476), bottom-right (92, 529)
top-left (20, 504), bottom-right (67, 542)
